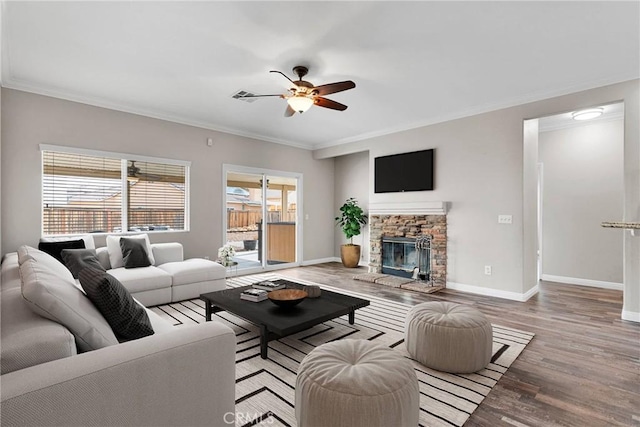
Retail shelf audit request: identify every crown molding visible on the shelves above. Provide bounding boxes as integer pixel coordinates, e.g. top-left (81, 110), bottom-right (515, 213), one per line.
top-left (3, 69), bottom-right (637, 153)
top-left (311, 74), bottom-right (639, 151)
top-left (1, 77), bottom-right (314, 151)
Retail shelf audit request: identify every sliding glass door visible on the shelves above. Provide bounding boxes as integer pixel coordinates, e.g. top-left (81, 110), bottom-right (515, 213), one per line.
top-left (223, 165), bottom-right (301, 272)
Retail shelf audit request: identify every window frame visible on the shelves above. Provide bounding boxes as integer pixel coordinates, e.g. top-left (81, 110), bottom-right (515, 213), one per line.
top-left (40, 144), bottom-right (191, 236)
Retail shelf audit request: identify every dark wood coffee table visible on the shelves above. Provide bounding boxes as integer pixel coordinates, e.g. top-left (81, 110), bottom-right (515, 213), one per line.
top-left (200, 279), bottom-right (370, 359)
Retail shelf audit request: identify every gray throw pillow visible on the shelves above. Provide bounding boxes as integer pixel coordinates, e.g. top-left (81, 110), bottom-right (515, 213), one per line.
top-left (61, 248), bottom-right (106, 279)
top-left (78, 267), bottom-right (154, 341)
top-left (120, 237), bottom-right (151, 269)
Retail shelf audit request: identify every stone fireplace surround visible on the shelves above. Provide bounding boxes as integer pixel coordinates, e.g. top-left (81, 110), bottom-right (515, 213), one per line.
top-left (368, 201), bottom-right (447, 287)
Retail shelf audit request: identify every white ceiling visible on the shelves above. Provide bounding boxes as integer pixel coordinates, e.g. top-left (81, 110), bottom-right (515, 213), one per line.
top-left (2, 1), bottom-right (639, 150)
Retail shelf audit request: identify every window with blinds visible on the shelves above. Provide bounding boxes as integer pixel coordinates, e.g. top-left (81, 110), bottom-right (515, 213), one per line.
top-left (42, 150), bottom-right (188, 236)
top-left (127, 160), bottom-right (186, 231)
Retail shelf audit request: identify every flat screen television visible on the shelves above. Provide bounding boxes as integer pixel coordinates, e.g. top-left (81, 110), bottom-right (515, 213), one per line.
top-left (374, 149), bottom-right (434, 193)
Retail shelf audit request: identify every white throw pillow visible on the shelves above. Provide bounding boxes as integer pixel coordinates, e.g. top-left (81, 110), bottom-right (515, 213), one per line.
top-left (40, 234), bottom-right (96, 250)
top-left (106, 234), bottom-right (155, 269)
top-left (19, 256), bottom-right (119, 352)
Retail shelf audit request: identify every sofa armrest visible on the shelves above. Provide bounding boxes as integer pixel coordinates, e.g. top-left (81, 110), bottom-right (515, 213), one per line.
top-left (1, 322), bottom-right (236, 427)
top-left (151, 242), bottom-right (184, 265)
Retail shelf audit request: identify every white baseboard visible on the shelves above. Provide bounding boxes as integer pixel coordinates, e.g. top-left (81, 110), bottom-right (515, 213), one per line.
top-left (301, 257), bottom-right (341, 266)
top-left (446, 281), bottom-right (539, 302)
top-left (541, 274), bottom-right (623, 291)
top-left (621, 310), bottom-right (640, 323)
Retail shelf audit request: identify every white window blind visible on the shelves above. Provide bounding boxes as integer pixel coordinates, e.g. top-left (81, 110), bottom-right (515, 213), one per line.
top-left (127, 160), bottom-right (186, 231)
top-left (42, 149), bottom-right (188, 236)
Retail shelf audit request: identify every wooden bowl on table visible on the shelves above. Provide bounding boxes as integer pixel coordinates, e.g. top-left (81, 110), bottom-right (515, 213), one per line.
top-left (268, 289), bottom-right (308, 308)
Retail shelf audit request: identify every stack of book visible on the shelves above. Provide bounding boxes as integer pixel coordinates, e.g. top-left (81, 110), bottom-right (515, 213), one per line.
top-left (240, 289), bottom-right (269, 302)
top-left (252, 281), bottom-right (286, 291)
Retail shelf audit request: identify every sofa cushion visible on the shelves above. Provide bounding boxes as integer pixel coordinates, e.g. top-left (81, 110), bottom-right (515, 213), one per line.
top-left (120, 237), bottom-right (152, 269)
top-left (1, 287), bottom-right (77, 374)
top-left (107, 266), bottom-right (172, 293)
top-left (151, 242), bottom-right (184, 266)
top-left (61, 248), bottom-right (106, 279)
top-left (157, 259), bottom-right (226, 286)
top-left (96, 247), bottom-right (112, 270)
top-left (38, 239), bottom-right (86, 264)
top-left (106, 234), bottom-right (155, 269)
top-left (17, 245), bottom-right (76, 283)
top-left (78, 267), bottom-right (154, 341)
top-left (19, 255), bottom-right (119, 352)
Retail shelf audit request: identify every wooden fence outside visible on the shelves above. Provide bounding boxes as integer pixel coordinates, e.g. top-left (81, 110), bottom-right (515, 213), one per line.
top-left (227, 210), bottom-right (296, 229)
top-left (43, 207), bottom-right (294, 234)
top-left (43, 207), bottom-right (184, 234)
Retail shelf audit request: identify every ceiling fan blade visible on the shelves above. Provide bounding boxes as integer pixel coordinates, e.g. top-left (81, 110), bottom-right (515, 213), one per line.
top-left (314, 97), bottom-right (348, 111)
top-left (312, 80), bottom-right (356, 96)
top-left (284, 104), bottom-right (296, 117)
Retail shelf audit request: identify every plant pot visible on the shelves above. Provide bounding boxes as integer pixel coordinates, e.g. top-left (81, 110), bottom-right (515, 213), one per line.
top-left (340, 244), bottom-right (361, 268)
top-left (243, 240), bottom-right (257, 250)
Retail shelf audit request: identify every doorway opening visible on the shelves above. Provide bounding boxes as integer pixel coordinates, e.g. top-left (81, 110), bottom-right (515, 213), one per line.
top-left (526, 101), bottom-right (625, 291)
top-left (223, 165), bottom-right (302, 273)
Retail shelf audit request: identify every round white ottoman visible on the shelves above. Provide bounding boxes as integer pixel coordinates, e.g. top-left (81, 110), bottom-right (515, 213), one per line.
top-left (405, 302), bottom-right (493, 373)
top-left (295, 339), bottom-right (419, 427)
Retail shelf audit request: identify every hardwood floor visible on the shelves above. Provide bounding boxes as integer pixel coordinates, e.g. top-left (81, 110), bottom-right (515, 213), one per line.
top-left (273, 262), bottom-right (640, 427)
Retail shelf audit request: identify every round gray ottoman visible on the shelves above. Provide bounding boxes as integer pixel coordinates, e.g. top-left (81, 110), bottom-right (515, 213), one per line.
top-left (295, 339), bottom-right (419, 427)
top-left (405, 302), bottom-right (493, 373)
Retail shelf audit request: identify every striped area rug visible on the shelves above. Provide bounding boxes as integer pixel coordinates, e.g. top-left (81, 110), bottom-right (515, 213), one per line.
top-left (151, 273), bottom-right (534, 427)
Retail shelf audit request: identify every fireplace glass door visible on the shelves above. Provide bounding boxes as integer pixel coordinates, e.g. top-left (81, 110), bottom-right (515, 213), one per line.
top-left (381, 237), bottom-right (417, 278)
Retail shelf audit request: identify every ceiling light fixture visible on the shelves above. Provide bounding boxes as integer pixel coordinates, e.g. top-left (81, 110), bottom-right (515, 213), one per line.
top-left (572, 108), bottom-right (603, 121)
top-left (287, 96), bottom-right (314, 113)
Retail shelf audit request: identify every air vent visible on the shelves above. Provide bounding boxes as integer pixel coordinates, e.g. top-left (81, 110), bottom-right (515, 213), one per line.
top-left (231, 90), bottom-right (258, 103)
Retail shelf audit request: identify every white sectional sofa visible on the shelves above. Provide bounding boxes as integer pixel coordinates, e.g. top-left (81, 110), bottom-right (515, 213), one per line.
top-left (95, 241), bottom-right (227, 306)
top-left (38, 234), bottom-right (227, 306)
top-left (0, 246), bottom-right (236, 426)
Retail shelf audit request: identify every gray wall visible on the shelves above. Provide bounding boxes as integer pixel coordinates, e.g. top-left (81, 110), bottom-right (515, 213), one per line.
top-left (0, 86), bottom-right (2, 257)
top-left (316, 79), bottom-right (639, 319)
top-left (334, 151), bottom-right (369, 263)
top-left (1, 89), bottom-right (336, 261)
top-left (540, 120), bottom-right (624, 284)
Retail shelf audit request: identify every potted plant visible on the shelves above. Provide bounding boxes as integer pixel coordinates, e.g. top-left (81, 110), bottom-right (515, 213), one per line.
top-left (335, 198), bottom-right (367, 268)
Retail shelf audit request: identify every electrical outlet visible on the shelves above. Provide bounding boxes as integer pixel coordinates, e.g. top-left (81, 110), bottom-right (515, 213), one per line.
top-left (498, 215), bottom-right (513, 224)
top-left (484, 265), bottom-right (492, 275)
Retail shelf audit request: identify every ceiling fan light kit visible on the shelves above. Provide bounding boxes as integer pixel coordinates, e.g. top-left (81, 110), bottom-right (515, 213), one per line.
top-left (287, 95), bottom-right (314, 113)
top-left (245, 65), bottom-right (356, 117)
